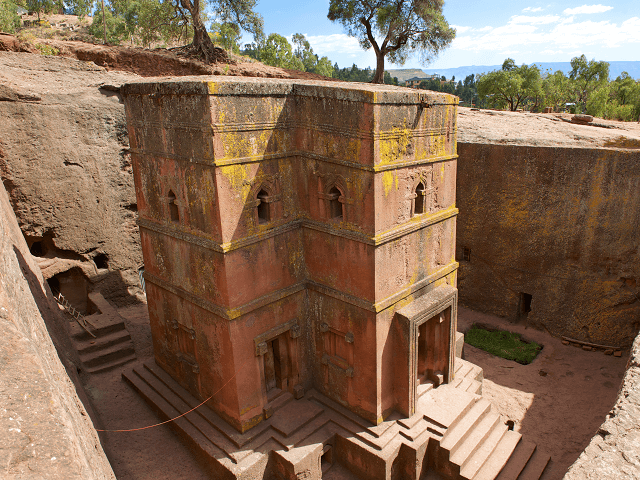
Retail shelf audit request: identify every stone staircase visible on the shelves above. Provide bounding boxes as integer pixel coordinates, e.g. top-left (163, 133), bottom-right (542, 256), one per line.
top-left (429, 359), bottom-right (550, 480)
top-left (451, 358), bottom-right (484, 395)
top-left (69, 292), bottom-right (136, 374)
top-left (123, 356), bottom-right (550, 480)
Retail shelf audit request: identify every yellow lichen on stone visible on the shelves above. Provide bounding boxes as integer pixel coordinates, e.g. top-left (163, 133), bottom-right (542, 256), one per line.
top-left (207, 82), bottom-right (219, 95)
top-left (381, 170), bottom-right (398, 196)
top-left (346, 138), bottom-right (361, 163)
top-left (380, 127), bottom-right (411, 165)
top-left (219, 164), bottom-right (251, 200)
top-left (221, 132), bottom-right (253, 161)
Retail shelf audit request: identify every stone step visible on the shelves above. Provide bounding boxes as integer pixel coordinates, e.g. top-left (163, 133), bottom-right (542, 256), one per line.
top-left (422, 385), bottom-right (479, 430)
top-left (266, 390), bottom-right (294, 413)
top-left (495, 439), bottom-right (537, 480)
top-left (85, 352), bottom-right (137, 374)
top-left (518, 447), bottom-right (551, 480)
top-left (458, 420), bottom-right (508, 479)
top-left (452, 377), bottom-right (483, 395)
top-left (440, 398), bottom-right (492, 457)
top-left (417, 381), bottom-right (435, 398)
top-left (141, 362), bottom-right (273, 449)
top-left (79, 340), bottom-right (135, 368)
top-left (69, 317), bottom-right (126, 340)
top-left (122, 366), bottom-right (254, 477)
top-left (472, 430), bottom-right (522, 480)
top-left (455, 358), bottom-right (484, 383)
top-left (75, 328), bottom-right (131, 355)
top-left (130, 365), bottom-right (251, 463)
top-left (450, 411), bottom-right (502, 472)
top-left (455, 359), bottom-right (474, 378)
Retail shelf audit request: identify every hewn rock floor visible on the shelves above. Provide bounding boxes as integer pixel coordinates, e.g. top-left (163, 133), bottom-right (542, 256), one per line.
top-left (76, 301), bottom-right (628, 480)
top-left (458, 307), bottom-right (628, 480)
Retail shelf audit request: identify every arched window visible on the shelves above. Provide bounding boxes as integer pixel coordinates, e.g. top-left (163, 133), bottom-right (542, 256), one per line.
top-left (168, 190), bottom-right (179, 223)
top-left (414, 182), bottom-right (426, 215)
top-left (257, 189), bottom-right (270, 224)
top-left (328, 186), bottom-right (343, 220)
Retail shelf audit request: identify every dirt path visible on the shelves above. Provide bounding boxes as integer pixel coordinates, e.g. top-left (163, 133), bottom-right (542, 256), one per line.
top-left (458, 307), bottom-right (628, 480)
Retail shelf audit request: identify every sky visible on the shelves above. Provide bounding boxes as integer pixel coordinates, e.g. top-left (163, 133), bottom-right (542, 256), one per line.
top-left (235, 1), bottom-right (640, 70)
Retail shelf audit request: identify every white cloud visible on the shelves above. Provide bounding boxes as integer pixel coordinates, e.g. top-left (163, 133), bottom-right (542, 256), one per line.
top-left (450, 13), bottom-right (640, 56)
top-left (451, 25), bottom-right (472, 33)
top-left (509, 15), bottom-right (561, 24)
top-left (523, 7), bottom-right (543, 12)
top-left (548, 18), bottom-right (640, 48)
top-left (563, 4), bottom-right (613, 15)
top-left (305, 33), bottom-right (363, 56)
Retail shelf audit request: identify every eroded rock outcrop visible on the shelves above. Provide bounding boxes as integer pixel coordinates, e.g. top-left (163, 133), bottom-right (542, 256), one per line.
top-left (0, 51), bottom-right (143, 306)
top-left (564, 332), bottom-right (640, 479)
top-left (0, 176), bottom-right (115, 479)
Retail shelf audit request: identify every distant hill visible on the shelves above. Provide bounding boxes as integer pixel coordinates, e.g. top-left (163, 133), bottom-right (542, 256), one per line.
top-left (386, 68), bottom-right (428, 82)
top-left (388, 61), bottom-right (640, 82)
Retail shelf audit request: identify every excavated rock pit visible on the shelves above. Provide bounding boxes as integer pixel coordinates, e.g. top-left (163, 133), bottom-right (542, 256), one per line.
top-left (1, 45), bottom-right (639, 479)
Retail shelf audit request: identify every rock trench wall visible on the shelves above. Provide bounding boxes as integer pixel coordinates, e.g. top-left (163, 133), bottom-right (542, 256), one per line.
top-left (564, 330), bottom-right (640, 479)
top-left (0, 178), bottom-right (115, 479)
top-left (0, 62), bottom-right (143, 307)
top-left (456, 142), bottom-right (640, 347)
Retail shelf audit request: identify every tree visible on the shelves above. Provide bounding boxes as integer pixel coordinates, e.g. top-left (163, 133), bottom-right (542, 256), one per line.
top-left (476, 59), bottom-right (542, 111)
top-left (463, 73), bottom-right (475, 88)
top-left (88, 3), bottom-right (128, 43)
top-left (210, 21), bottom-right (242, 52)
top-left (327, 0), bottom-right (455, 84)
top-left (87, 0), bottom-right (189, 46)
top-left (178, 0), bottom-right (263, 63)
top-left (25, 0), bottom-right (62, 21)
top-left (541, 70), bottom-right (570, 112)
top-left (258, 33), bottom-right (304, 70)
top-left (569, 54), bottom-right (609, 113)
top-left (418, 77), bottom-right (441, 91)
top-left (292, 33), bottom-right (316, 71)
top-left (332, 63), bottom-right (373, 82)
top-left (502, 58), bottom-right (516, 71)
top-left (0, 0), bottom-right (20, 32)
top-left (313, 55), bottom-right (335, 77)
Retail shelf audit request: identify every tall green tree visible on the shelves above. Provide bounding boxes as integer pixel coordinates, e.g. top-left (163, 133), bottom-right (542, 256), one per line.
top-left (0, 0), bottom-right (20, 32)
top-left (477, 59), bottom-right (542, 111)
top-left (569, 54), bottom-right (609, 113)
top-left (313, 55), bottom-right (334, 77)
top-left (541, 70), bottom-right (570, 112)
top-left (258, 33), bottom-right (303, 70)
top-left (289, 33), bottom-right (335, 76)
top-left (177, 0), bottom-right (263, 62)
top-left (292, 32), bottom-right (316, 71)
top-left (25, 0), bottom-right (62, 21)
top-left (210, 21), bottom-right (241, 52)
top-left (327, 0), bottom-right (455, 84)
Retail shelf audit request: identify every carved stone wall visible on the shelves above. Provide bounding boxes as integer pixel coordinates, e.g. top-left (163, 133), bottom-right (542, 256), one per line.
top-left (456, 142), bottom-right (640, 347)
top-left (122, 78), bottom-right (459, 431)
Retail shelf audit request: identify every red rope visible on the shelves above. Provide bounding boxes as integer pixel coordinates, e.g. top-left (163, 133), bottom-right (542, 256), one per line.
top-left (96, 359), bottom-right (248, 433)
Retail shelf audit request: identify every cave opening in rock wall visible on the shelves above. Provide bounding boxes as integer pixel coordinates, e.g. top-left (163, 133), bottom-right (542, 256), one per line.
top-left (29, 240), bottom-right (45, 257)
top-left (94, 253), bottom-right (109, 270)
top-left (47, 268), bottom-right (90, 314)
top-left (520, 292), bottom-right (532, 316)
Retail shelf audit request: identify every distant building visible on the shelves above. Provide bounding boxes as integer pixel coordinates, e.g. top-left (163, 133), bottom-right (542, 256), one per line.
top-left (404, 74), bottom-right (439, 88)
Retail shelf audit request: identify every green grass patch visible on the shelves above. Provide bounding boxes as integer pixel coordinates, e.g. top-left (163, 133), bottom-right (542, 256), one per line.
top-left (465, 324), bottom-right (542, 364)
